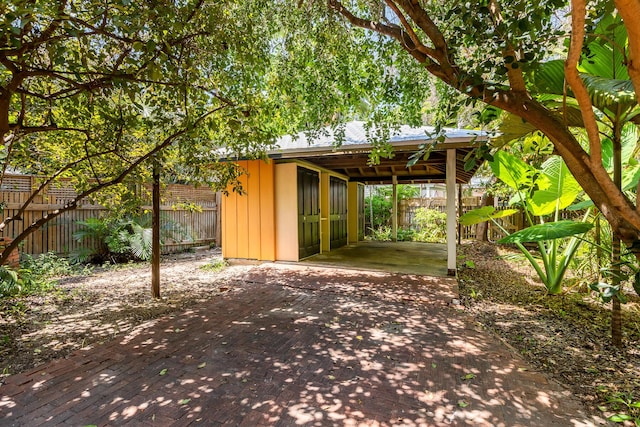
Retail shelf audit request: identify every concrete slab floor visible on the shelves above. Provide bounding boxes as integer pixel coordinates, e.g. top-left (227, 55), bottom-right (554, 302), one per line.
top-left (302, 241), bottom-right (448, 277)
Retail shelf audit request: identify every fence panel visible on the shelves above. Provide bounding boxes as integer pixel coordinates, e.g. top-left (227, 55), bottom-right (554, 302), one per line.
top-left (397, 196), bottom-right (529, 241)
top-left (1, 175), bottom-right (220, 257)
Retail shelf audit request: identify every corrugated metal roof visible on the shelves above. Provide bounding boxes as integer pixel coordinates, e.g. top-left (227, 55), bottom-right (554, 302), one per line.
top-left (271, 120), bottom-right (487, 155)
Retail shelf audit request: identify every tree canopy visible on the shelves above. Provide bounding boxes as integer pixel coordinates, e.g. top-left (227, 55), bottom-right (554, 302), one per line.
top-left (4, 0), bottom-right (640, 263)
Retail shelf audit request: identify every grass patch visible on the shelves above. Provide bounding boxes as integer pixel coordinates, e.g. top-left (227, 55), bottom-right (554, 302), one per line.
top-left (200, 259), bottom-right (228, 273)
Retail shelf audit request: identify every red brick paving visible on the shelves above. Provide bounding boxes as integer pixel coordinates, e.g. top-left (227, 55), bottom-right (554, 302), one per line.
top-left (1, 264), bottom-right (604, 426)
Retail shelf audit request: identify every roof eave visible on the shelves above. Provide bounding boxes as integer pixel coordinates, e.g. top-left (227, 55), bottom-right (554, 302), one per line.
top-left (268, 135), bottom-right (488, 159)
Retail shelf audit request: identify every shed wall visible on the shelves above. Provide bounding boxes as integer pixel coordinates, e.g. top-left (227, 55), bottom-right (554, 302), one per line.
top-left (222, 160), bottom-right (275, 261)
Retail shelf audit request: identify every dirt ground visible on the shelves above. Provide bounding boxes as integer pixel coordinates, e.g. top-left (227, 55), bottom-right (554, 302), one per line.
top-left (1, 243), bottom-right (640, 421)
top-left (0, 249), bottom-right (253, 381)
top-left (458, 241), bottom-right (640, 422)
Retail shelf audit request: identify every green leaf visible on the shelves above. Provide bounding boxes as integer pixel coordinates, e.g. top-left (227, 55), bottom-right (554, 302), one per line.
top-left (529, 156), bottom-right (582, 216)
top-left (178, 398), bottom-right (191, 405)
top-left (498, 221), bottom-right (593, 243)
top-left (159, 368), bottom-right (168, 376)
top-left (490, 151), bottom-right (538, 191)
top-left (567, 199), bottom-right (594, 211)
top-left (579, 14), bottom-right (629, 80)
top-left (464, 157), bottom-right (476, 172)
top-left (459, 206), bottom-right (519, 226)
top-left (491, 114), bottom-right (536, 148)
top-left (529, 60), bottom-right (565, 95)
top-left (608, 414), bottom-right (633, 422)
top-left (623, 164), bottom-right (640, 191)
top-left (582, 75), bottom-right (637, 115)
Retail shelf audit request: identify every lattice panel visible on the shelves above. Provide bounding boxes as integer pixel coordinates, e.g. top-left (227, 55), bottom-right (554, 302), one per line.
top-left (0, 176), bottom-right (32, 192)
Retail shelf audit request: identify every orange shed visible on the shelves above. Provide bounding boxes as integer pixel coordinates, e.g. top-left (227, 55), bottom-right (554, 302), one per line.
top-left (222, 121), bottom-right (487, 274)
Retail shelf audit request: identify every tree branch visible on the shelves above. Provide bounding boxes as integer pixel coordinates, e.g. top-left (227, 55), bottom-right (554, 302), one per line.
top-left (0, 146), bottom-right (117, 232)
top-left (383, 1), bottom-right (435, 58)
top-left (327, 0), bottom-right (429, 64)
top-left (488, 0), bottom-right (528, 93)
top-left (564, 0), bottom-right (602, 169)
top-left (0, 106), bottom-right (227, 263)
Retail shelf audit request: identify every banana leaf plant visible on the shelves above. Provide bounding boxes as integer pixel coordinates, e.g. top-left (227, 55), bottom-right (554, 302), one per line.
top-left (460, 151), bottom-right (592, 294)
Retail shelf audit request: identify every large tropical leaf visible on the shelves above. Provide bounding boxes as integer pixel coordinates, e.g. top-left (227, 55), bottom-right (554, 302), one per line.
top-left (529, 60), bottom-right (565, 95)
top-left (491, 113), bottom-right (536, 148)
top-left (529, 156), bottom-right (582, 216)
top-left (579, 14), bottom-right (629, 80)
top-left (567, 199), bottom-right (595, 211)
top-left (459, 206), bottom-right (519, 226)
top-left (498, 221), bottom-right (593, 243)
top-left (582, 75), bottom-right (636, 115)
top-left (490, 151), bottom-right (539, 191)
top-left (129, 224), bottom-right (153, 261)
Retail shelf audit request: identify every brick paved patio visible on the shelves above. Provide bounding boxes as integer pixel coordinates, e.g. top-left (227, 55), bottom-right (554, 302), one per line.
top-left (1, 264), bottom-right (602, 426)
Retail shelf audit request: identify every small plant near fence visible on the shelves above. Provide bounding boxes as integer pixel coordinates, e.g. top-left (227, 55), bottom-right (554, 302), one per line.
top-left (71, 214), bottom-right (192, 264)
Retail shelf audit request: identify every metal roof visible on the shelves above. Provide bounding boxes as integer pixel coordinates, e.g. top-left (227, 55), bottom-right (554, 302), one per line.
top-left (268, 121), bottom-right (487, 185)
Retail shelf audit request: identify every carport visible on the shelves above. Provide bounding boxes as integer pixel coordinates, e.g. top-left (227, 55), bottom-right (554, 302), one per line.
top-left (221, 121), bottom-right (486, 275)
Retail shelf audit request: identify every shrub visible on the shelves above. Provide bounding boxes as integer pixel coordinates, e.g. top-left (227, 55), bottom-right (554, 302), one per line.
top-left (413, 208), bottom-right (447, 243)
top-left (0, 265), bottom-right (54, 298)
top-left (72, 214), bottom-right (192, 264)
top-left (368, 226), bottom-right (392, 241)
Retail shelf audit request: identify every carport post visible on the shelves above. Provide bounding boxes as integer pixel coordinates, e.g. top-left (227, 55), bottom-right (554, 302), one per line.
top-left (446, 149), bottom-right (456, 276)
top-left (392, 175), bottom-right (398, 242)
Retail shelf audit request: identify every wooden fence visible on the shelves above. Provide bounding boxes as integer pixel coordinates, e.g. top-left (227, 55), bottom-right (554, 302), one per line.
top-left (398, 196), bottom-right (526, 241)
top-left (1, 175), bottom-right (221, 256)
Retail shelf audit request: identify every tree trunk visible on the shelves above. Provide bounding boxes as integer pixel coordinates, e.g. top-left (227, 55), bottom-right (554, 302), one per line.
top-left (611, 119), bottom-right (624, 347)
top-left (476, 193), bottom-right (494, 241)
top-left (151, 157), bottom-right (161, 299)
top-left (612, 233), bottom-right (623, 347)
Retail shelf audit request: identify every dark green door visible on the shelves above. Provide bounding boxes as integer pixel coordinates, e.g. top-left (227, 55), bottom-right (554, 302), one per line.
top-left (330, 176), bottom-right (348, 249)
top-left (298, 167), bottom-right (320, 259)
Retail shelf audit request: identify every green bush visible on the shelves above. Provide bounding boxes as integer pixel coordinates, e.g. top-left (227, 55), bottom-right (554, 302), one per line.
top-left (0, 265), bottom-right (54, 298)
top-left (397, 227), bottom-right (415, 241)
top-left (21, 252), bottom-right (73, 278)
top-left (367, 226), bottom-right (415, 242)
top-left (365, 185), bottom-right (420, 231)
top-left (413, 208), bottom-right (447, 243)
top-left (72, 214), bottom-right (191, 264)
top-left (368, 226), bottom-right (392, 241)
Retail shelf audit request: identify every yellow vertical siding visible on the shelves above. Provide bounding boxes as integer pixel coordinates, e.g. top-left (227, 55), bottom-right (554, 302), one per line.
top-left (259, 160), bottom-right (276, 261)
top-left (236, 161), bottom-right (250, 257)
top-left (223, 180), bottom-right (238, 258)
top-left (247, 160), bottom-right (262, 260)
top-left (222, 159), bottom-right (276, 261)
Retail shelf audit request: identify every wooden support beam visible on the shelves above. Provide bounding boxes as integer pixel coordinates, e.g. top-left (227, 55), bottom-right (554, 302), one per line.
top-left (446, 149), bottom-right (457, 276)
top-left (392, 175), bottom-right (398, 242)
